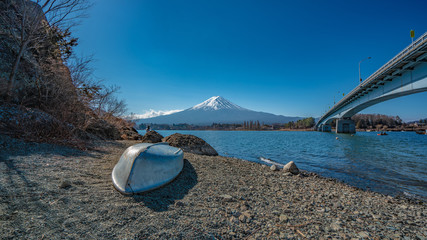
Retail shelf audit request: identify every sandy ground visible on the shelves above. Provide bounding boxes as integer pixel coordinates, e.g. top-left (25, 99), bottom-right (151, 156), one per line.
top-left (0, 134), bottom-right (426, 239)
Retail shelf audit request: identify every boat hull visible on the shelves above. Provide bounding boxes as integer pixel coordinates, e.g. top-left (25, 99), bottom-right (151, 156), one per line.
top-left (112, 143), bottom-right (183, 194)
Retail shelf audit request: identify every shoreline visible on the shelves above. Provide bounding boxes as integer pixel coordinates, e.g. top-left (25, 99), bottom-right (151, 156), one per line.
top-left (138, 128), bottom-right (426, 132)
top-left (1, 135), bottom-right (425, 239)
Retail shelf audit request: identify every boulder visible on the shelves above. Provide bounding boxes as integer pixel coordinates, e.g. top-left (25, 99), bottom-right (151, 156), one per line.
top-left (162, 133), bottom-right (218, 156)
top-left (140, 130), bottom-right (163, 143)
top-left (119, 126), bottom-right (142, 140)
top-left (282, 161), bottom-right (299, 174)
top-left (85, 118), bottom-right (121, 140)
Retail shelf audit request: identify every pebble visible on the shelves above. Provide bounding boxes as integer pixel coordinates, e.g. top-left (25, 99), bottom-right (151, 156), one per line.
top-left (219, 194), bottom-right (233, 202)
top-left (358, 231), bottom-right (370, 238)
top-left (59, 180), bottom-right (71, 189)
top-left (229, 216), bottom-right (239, 224)
top-left (238, 214), bottom-right (248, 223)
top-left (282, 161), bottom-right (299, 174)
top-left (270, 165), bottom-right (278, 171)
top-left (2, 136), bottom-right (426, 240)
top-left (330, 223), bottom-right (341, 231)
top-left (279, 214), bottom-right (288, 222)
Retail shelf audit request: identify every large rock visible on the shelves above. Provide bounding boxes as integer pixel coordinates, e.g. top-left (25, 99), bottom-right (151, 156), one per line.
top-left (0, 104), bottom-right (74, 140)
top-left (141, 130), bottom-right (163, 143)
top-left (119, 126), bottom-right (142, 140)
top-left (85, 118), bottom-right (121, 140)
top-left (162, 133), bottom-right (218, 156)
top-left (282, 161), bottom-right (299, 174)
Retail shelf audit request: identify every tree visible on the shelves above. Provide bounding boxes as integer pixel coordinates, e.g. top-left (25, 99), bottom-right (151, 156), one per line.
top-left (1, 0), bottom-right (89, 100)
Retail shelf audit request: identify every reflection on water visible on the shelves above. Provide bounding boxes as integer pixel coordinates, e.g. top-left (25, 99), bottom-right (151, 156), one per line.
top-left (151, 130), bottom-right (427, 199)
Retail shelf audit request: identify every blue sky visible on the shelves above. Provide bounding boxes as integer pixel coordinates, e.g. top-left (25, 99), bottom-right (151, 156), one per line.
top-left (74, 0), bottom-right (427, 121)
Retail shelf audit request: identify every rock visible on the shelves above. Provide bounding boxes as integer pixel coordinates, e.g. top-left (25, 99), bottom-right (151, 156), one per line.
top-left (59, 180), bottom-right (72, 189)
top-left (282, 161), bottom-right (299, 174)
top-left (162, 133), bottom-right (218, 156)
top-left (283, 172), bottom-right (293, 176)
top-left (141, 130), bottom-right (163, 143)
top-left (219, 194), bottom-right (233, 202)
top-left (270, 164), bottom-right (278, 171)
top-left (238, 214), bottom-right (248, 223)
top-left (330, 223), bottom-right (341, 231)
top-left (85, 118), bottom-right (121, 140)
top-left (229, 216), bottom-right (239, 224)
top-left (174, 201), bottom-right (185, 207)
top-left (240, 204), bottom-right (248, 211)
top-left (119, 126), bottom-right (142, 140)
top-left (279, 214), bottom-right (288, 222)
top-left (358, 231), bottom-right (370, 238)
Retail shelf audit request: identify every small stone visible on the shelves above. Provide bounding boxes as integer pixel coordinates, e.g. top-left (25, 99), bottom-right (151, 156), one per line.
top-left (330, 223), bottom-right (341, 231)
top-left (229, 216), bottom-right (239, 224)
top-left (238, 214), bottom-right (248, 223)
top-left (270, 165), bottom-right (278, 171)
top-left (272, 210), bottom-right (280, 216)
top-left (242, 211), bottom-right (252, 219)
top-left (279, 214), bottom-right (288, 222)
top-left (240, 204), bottom-right (248, 211)
top-left (358, 231), bottom-right (370, 238)
top-left (59, 180), bottom-right (71, 189)
top-left (219, 194), bottom-right (233, 202)
top-left (174, 201), bottom-right (185, 207)
top-left (282, 161), bottom-right (299, 174)
top-left (284, 172), bottom-right (293, 176)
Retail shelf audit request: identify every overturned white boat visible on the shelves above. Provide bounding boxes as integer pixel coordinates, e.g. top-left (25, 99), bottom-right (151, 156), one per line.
top-left (112, 142), bottom-right (184, 194)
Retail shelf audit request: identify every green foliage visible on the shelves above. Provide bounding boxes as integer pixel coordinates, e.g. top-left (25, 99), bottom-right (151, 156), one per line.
top-left (283, 117), bottom-right (315, 129)
top-left (351, 114), bottom-right (403, 129)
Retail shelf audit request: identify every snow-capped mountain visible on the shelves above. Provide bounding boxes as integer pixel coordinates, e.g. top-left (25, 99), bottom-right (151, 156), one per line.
top-left (191, 96), bottom-right (245, 111)
top-left (134, 96), bottom-right (301, 125)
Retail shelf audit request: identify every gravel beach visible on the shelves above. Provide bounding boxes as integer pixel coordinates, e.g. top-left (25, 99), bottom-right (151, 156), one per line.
top-left (1, 135), bottom-right (426, 239)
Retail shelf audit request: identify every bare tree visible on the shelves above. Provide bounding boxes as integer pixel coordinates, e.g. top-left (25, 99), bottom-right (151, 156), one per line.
top-left (93, 85), bottom-right (127, 118)
top-left (66, 55), bottom-right (128, 123)
top-left (0, 0), bottom-right (89, 100)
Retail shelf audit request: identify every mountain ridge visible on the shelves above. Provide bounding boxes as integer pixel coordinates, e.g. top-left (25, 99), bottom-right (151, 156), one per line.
top-left (134, 96), bottom-right (302, 125)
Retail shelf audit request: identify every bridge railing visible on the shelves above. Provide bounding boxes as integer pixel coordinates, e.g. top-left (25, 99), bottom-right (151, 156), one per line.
top-left (318, 32), bottom-right (427, 125)
top-left (360, 31), bottom-right (427, 88)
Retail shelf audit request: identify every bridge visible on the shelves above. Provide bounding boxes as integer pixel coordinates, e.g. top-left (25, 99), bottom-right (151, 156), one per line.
top-left (316, 32), bottom-right (427, 133)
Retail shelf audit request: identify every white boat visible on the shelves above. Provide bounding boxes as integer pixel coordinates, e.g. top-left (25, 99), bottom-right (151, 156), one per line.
top-left (112, 142), bottom-right (183, 195)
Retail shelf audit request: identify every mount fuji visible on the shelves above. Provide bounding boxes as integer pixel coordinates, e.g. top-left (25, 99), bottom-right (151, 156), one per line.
top-left (134, 96), bottom-right (302, 125)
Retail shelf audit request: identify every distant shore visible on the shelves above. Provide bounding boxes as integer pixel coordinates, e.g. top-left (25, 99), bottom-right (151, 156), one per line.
top-left (1, 134), bottom-right (425, 239)
top-left (142, 128), bottom-right (425, 132)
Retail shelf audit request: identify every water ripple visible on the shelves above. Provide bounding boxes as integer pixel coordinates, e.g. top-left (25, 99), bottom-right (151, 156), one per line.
top-left (153, 130), bottom-right (427, 199)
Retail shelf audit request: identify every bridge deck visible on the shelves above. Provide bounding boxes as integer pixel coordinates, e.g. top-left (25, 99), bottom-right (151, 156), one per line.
top-left (316, 32), bottom-right (427, 128)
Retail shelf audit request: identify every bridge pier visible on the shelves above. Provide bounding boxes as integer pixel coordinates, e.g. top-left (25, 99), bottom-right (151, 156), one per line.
top-left (319, 124), bottom-right (331, 132)
top-left (336, 118), bottom-right (356, 134)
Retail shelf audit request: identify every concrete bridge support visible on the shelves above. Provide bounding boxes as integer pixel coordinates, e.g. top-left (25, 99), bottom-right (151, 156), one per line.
top-left (320, 124), bottom-right (331, 132)
top-left (336, 119), bottom-right (355, 134)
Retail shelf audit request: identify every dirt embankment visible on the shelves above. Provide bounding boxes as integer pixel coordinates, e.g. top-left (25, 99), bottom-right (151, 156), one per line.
top-left (0, 135), bottom-right (425, 239)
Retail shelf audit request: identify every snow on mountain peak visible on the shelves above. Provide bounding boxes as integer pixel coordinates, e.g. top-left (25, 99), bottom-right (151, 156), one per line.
top-left (191, 96), bottom-right (246, 111)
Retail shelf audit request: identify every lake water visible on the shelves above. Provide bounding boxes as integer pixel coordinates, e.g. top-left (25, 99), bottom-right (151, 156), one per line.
top-left (143, 130), bottom-right (427, 200)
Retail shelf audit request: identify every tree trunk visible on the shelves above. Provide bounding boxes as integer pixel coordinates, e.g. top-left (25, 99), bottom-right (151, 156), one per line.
top-left (6, 40), bottom-right (29, 101)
